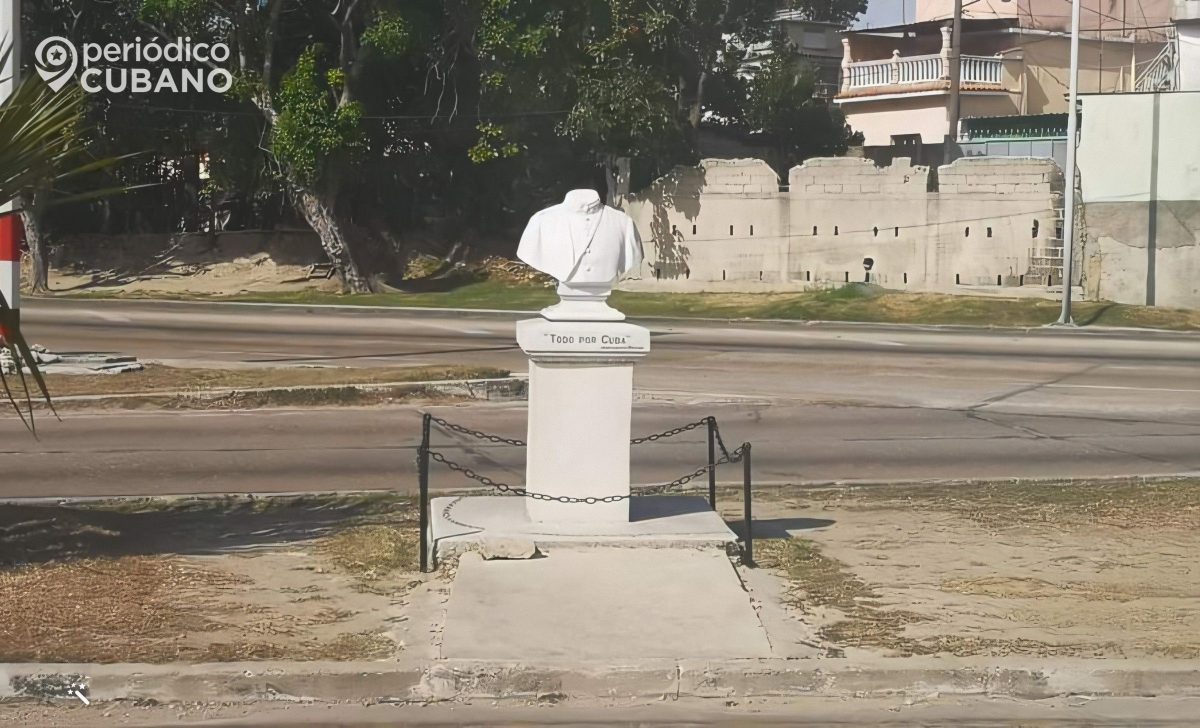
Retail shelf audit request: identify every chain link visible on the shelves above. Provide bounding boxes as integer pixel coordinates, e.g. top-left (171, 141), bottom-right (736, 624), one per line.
top-left (429, 415), bottom-right (526, 447)
top-left (629, 418), bottom-right (708, 445)
top-left (426, 438), bottom-right (747, 503)
top-left (429, 414), bottom-right (713, 448)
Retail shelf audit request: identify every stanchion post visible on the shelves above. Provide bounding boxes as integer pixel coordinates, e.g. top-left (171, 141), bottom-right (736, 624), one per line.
top-left (706, 416), bottom-right (717, 510)
top-left (742, 442), bottom-right (754, 567)
top-left (418, 413), bottom-right (432, 573)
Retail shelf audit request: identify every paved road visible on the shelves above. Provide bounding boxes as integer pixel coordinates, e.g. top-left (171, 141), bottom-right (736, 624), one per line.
top-left (5, 299), bottom-right (1200, 498)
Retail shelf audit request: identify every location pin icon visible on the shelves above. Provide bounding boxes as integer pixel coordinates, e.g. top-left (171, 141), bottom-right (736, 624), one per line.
top-left (34, 37), bottom-right (78, 92)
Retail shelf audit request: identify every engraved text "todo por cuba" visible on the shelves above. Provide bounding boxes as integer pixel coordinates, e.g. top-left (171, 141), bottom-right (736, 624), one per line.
top-left (548, 334), bottom-right (629, 345)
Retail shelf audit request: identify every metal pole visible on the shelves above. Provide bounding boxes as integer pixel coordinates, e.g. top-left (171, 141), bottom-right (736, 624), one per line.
top-left (706, 416), bottom-right (717, 510)
top-left (418, 413), bottom-right (432, 573)
top-left (0, 0), bottom-right (21, 335)
top-left (742, 443), bottom-right (754, 568)
top-left (944, 0), bottom-right (963, 165)
top-left (1056, 0), bottom-right (1082, 325)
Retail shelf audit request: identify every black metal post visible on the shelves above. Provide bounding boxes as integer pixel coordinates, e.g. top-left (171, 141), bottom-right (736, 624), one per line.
top-left (706, 416), bottom-right (717, 510)
top-left (742, 442), bottom-right (754, 567)
top-left (418, 413), bottom-right (432, 573)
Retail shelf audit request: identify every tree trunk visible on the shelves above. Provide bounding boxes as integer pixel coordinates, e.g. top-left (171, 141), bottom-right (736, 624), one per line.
top-left (294, 187), bottom-right (372, 293)
top-left (601, 156), bottom-right (618, 207)
top-left (20, 196), bottom-right (49, 293)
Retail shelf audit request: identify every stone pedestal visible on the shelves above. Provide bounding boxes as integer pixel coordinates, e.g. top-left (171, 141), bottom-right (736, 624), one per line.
top-left (516, 318), bottom-right (650, 524)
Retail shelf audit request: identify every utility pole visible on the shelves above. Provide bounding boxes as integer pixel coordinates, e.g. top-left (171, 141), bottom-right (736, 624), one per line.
top-left (944, 0), bottom-right (963, 165)
top-left (0, 0), bottom-right (21, 335)
top-left (1056, 0), bottom-right (1082, 326)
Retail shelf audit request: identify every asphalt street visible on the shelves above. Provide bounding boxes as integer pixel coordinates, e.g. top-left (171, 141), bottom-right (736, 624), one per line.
top-left (5, 298), bottom-right (1200, 498)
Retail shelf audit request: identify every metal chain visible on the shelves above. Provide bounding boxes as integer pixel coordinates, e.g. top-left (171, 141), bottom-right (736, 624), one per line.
top-left (427, 440), bottom-right (746, 503)
top-left (429, 415), bottom-right (527, 447)
top-left (629, 418), bottom-right (708, 445)
top-left (429, 414), bottom-right (713, 448)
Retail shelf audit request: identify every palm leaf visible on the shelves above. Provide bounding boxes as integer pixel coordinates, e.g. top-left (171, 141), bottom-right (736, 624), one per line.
top-left (0, 290), bottom-right (56, 435)
top-left (0, 38), bottom-right (134, 431)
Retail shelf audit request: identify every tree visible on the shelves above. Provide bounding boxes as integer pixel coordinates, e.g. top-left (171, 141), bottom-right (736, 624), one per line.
top-left (141, 0), bottom-right (448, 292)
top-left (744, 50), bottom-right (856, 172)
top-left (471, 1), bottom-right (860, 201)
top-left (787, 0), bottom-right (868, 25)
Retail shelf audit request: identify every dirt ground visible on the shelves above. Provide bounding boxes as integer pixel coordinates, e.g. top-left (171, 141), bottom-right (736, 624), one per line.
top-left (0, 495), bottom-right (422, 663)
top-left (4, 481), bottom-right (1200, 665)
top-left (751, 479), bottom-right (1200, 659)
top-left (31, 232), bottom-right (341, 297)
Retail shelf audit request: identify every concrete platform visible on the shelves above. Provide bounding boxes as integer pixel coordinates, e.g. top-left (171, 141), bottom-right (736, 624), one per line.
top-left (430, 495), bottom-right (738, 559)
top-left (440, 548), bottom-right (773, 660)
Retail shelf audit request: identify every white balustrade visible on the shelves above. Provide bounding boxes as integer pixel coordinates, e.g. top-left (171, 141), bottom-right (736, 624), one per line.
top-left (961, 55), bottom-right (1003, 85)
top-left (844, 53), bottom-right (1002, 90)
top-left (846, 58), bottom-right (894, 89)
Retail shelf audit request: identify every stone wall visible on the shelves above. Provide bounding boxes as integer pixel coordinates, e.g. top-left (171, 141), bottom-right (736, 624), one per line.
top-left (621, 156), bottom-right (1064, 294)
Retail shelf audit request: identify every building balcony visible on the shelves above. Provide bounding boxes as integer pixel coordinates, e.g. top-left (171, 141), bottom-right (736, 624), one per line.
top-left (841, 52), bottom-right (1003, 94)
top-left (836, 25), bottom-right (1006, 100)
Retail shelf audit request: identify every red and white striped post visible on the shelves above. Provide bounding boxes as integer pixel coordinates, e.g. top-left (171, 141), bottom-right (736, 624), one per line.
top-left (0, 0), bottom-right (22, 340)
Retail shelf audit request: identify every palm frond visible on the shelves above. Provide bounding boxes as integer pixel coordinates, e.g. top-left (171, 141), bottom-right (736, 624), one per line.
top-left (0, 290), bottom-right (56, 435)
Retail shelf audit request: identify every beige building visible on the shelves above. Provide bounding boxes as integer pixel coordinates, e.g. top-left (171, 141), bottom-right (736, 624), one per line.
top-left (837, 0), bottom-right (1172, 164)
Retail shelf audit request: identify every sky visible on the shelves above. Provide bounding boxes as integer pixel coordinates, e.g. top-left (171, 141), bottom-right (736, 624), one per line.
top-left (857, 0), bottom-right (918, 28)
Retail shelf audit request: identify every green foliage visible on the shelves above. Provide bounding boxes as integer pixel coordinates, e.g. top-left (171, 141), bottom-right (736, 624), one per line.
top-left (782, 0), bottom-right (869, 25)
top-left (743, 47), bottom-right (855, 169)
top-left (468, 123), bottom-right (521, 163)
top-left (477, 0), bottom-right (554, 57)
top-left (558, 63), bottom-right (676, 156)
top-left (361, 12), bottom-right (413, 57)
top-left (273, 47), bottom-right (364, 186)
top-left (22, 0), bottom-right (866, 272)
top-left (138, 0), bottom-right (208, 24)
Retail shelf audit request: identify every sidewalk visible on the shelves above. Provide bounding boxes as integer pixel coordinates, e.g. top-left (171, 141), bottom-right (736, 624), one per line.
top-left (5, 655), bottom-right (1200, 705)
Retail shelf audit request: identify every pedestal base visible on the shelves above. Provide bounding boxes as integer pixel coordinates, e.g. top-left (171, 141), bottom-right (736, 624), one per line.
top-left (431, 495), bottom-right (738, 561)
top-left (540, 281), bottom-right (626, 321)
top-left (516, 318), bottom-right (650, 525)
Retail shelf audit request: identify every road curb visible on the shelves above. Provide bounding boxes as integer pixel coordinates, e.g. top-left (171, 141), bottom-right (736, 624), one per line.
top-left (4, 658), bottom-right (1200, 704)
top-left (28, 295), bottom-right (1200, 338)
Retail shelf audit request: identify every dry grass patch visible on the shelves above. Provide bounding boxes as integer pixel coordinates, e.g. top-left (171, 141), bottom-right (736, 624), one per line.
top-left (756, 479), bottom-right (1200, 659)
top-left (0, 494), bottom-right (419, 663)
top-left (44, 364), bottom-right (508, 397)
top-left (0, 556), bottom-right (242, 663)
top-left (756, 538), bottom-right (1071, 658)
top-left (319, 525), bottom-right (419, 582)
top-left (798, 478), bottom-right (1200, 531)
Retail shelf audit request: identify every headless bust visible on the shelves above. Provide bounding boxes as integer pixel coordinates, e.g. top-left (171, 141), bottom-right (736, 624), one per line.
top-left (517, 189), bottom-right (643, 321)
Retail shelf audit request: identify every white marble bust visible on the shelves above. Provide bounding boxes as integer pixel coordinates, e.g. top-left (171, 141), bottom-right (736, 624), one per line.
top-left (517, 189), bottom-right (643, 321)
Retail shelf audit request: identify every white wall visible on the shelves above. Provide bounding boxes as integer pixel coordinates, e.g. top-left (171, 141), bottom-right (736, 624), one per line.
top-left (1078, 92), bottom-right (1200, 308)
top-left (840, 95), bottom-right (950, 146)
top-left (1180, 22), bottom-right (1200, 92)
top-left (1079, 93), bottom-right (1200, 205)
top-left (620, 156), bottom-right (1064, 295)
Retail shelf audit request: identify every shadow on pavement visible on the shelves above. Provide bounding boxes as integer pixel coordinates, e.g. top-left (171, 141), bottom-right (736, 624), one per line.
top-left (0, 493), bottom-right (413, 566)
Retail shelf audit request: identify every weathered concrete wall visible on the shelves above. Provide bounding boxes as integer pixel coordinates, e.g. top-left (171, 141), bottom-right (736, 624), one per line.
top-left (1078, 92), bottom-right (1200, 308)
top-left (621, 156), bottom-right (1064, 294)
